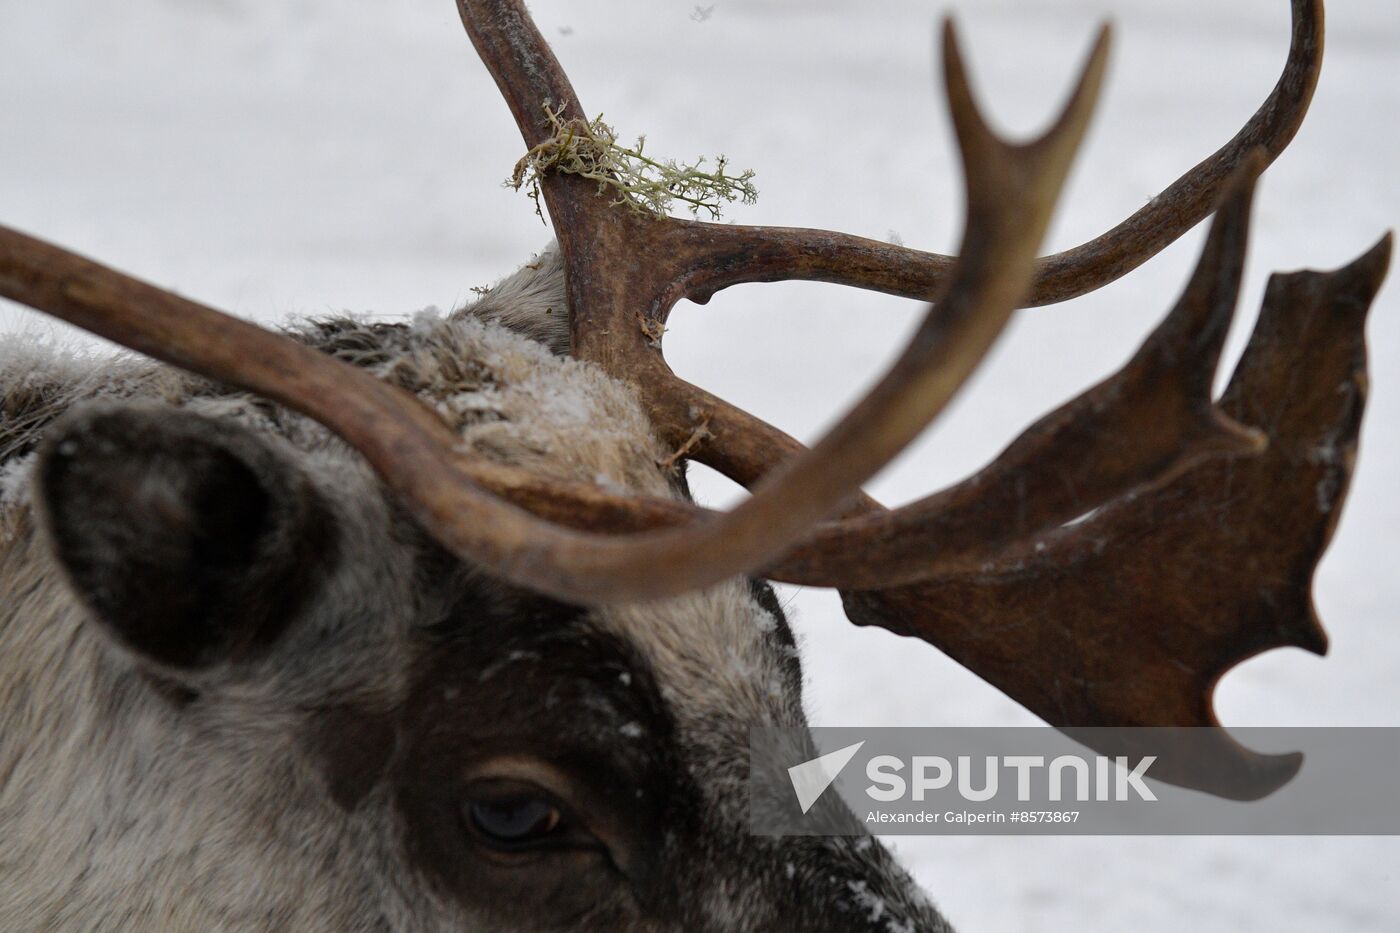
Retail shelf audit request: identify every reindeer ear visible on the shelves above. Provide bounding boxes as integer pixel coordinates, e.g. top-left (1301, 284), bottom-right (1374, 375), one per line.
top-left (35, 403), bottom-right (336, 670)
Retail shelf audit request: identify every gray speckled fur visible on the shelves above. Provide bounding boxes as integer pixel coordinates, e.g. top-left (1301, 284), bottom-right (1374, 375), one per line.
top-left (0, 246), bottom-right (953, 932)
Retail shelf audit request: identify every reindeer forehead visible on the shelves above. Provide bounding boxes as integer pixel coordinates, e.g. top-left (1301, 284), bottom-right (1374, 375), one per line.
top-left (402, 574), bottom-right (796, 752)
top-left (403, 591), bottom-right (673, 768)
top-left (595, 584), bottom-right (798, 724)
top-left (308, 309), bottom-right (802, 725)
top-left (303, 306), bottom-right (678, 500)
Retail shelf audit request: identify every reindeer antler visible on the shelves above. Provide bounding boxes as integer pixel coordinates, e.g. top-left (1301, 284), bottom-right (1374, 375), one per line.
top-left (0, 0), bottom-right (1387, 799)
top-left (842, 207), bottom-right (1392, 801)
top-left (1, 13), bottom-right (1112, 604)
top-left (458, 0), bottom-right (1326, 491)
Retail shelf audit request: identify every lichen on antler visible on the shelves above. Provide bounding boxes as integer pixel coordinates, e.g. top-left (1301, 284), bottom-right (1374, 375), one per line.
top-left (509, 104), bottom-right (757, 221)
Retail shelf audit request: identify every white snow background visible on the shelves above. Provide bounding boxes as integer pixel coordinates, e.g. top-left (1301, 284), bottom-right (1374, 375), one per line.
top-left (1, 0), bottom-right (1396, 930)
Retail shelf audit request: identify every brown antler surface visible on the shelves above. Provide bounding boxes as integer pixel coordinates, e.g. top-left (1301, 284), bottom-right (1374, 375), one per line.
top-left (843, 233), bottom-right (1391, 799)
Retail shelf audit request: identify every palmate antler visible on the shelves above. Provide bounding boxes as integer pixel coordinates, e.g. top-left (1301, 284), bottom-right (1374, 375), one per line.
top-left (0, 0), bottom-right (1388, 798)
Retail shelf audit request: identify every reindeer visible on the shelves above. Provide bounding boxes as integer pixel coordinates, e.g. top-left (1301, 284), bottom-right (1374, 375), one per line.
top-left (0, 0), bottom-right (1388, 929)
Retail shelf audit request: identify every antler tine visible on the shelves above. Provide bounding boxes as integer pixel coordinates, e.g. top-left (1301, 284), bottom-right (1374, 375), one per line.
top-left (456, 0), bottom-right (692, 375)
top-left (454, 0), bottom-right (584, 148)
top-left (1028, 0), bottom-right (1323, 305)
top-left (670, 0), bottom-right (1322, 309)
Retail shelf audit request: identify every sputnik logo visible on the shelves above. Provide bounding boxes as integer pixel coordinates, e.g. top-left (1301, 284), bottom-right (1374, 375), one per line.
top-left (787, 741), bottom-right (865, 814)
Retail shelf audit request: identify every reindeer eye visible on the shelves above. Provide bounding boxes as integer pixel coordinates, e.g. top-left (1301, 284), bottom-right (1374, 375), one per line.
top-left (466, 794), bottom-right (563, 848)
top-left (458, 772), bottom-right (606, 859)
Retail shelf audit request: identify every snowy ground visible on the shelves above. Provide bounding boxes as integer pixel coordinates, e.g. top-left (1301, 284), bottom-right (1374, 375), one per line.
top-left (2, 1), bottom-right (1397, 930)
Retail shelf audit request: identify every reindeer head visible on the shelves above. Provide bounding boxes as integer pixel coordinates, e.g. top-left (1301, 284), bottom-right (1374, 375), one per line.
top-left (6, 283), bottom-right (941, 929)
top-left (0, 0), bottom-right (1388, 930)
